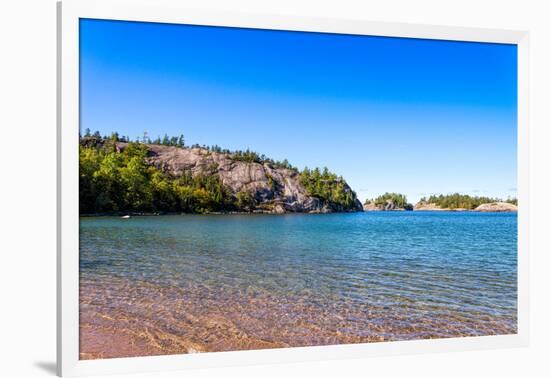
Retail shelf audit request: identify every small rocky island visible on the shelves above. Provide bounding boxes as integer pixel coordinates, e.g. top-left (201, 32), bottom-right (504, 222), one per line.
top-left (363, 193), bottom-right (413, 211)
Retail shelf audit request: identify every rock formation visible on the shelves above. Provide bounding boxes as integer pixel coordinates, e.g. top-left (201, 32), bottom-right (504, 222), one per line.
top-left (363, 200), bottom-right (413, 211)
top-left (121, 143), bottom-right (363, 214)
top-left (474, 202), bottom-right (518, 212)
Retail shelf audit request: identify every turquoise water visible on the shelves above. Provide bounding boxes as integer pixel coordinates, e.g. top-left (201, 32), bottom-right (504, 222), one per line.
top-left (79, 212), bottom-right (517, 357)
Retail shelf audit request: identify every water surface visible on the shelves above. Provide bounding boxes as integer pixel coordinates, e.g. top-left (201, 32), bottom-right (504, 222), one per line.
top-left (79, 212), bottom-right (517, 359)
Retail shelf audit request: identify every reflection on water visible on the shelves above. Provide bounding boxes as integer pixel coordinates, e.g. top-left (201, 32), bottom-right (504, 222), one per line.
top-left (79, 212), bottom-right (517, 359)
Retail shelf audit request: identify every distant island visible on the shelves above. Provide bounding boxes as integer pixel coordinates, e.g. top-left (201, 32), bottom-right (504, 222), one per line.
top-left (363, 193), bottom-right (517, 212)
top-left (363, 193), bottom-right (414, 211)
top-left (79, 131), bottom-right (363, 215)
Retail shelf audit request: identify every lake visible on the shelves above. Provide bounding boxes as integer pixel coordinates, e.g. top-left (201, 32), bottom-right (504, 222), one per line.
top-left (79, 211), bottom-right (517, 359)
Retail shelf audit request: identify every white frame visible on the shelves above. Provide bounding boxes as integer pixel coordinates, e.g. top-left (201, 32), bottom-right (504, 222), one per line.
top-left (57, 0), bottom-right (530, 376)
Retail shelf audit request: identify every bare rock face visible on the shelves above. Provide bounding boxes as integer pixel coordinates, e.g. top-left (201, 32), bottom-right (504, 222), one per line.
top-left (139, 144), bottom-right (363, 214)
top-left (363, 202), bottom-right (381, 211)
top-left (414, 202), bottom-right (444, 211)
top-left (414, 202), bottom-right (468, 211)
top-left (364, 200), bottom-right (413, 211)
top-left (474, 202), bottom-right (518, 212)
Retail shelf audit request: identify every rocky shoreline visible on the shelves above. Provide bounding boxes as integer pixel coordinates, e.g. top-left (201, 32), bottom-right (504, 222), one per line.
top-left (363, 201), bottom-right (517, 213)
top-left (474, 202), bottom-right (518, 212)
top-left (80, 209), bottom-right (363, 217)
top-left (81, 200), bottom-right (518, 217)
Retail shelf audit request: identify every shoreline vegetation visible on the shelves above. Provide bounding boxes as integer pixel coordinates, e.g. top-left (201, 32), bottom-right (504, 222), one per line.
top-left (79, 131), bottom-right (363, 215)
top-left (79, 130), bottom-right (517, 216)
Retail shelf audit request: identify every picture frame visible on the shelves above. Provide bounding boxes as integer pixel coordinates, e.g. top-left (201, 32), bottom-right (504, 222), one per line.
top-left (57, 0), bottom-right (530, 376)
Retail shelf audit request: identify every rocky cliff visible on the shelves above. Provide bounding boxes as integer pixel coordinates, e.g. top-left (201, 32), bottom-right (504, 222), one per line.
top-left (119, 143), bottom-right (363, 214)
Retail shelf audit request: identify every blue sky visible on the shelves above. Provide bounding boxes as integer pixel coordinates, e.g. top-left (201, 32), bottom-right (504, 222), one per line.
top-left (80, 19), bottom-right (517, 203)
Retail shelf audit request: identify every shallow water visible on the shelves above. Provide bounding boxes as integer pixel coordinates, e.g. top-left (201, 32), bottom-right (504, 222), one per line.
top-left (79, 212), bottom-right (517, 359)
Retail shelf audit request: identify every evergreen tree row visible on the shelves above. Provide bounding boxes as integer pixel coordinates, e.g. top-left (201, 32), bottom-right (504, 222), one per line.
top-left (419, 193), bottom-right (517, 210)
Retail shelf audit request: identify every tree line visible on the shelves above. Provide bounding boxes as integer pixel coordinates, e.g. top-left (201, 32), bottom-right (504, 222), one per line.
top-left (81, 130), bottom-right (297, 170)
top-left (419, 193), bottom-right (518, 210)
top-left (82, 129), bottom-right (186, 147)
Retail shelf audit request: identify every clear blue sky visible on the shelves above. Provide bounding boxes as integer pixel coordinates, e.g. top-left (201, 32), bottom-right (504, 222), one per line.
top-left (80, 18), bottom-right (517, 203)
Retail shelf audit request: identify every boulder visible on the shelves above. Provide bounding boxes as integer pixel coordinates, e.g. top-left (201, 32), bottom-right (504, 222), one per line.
top-left (474, 202), bottom-right (518, 212)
